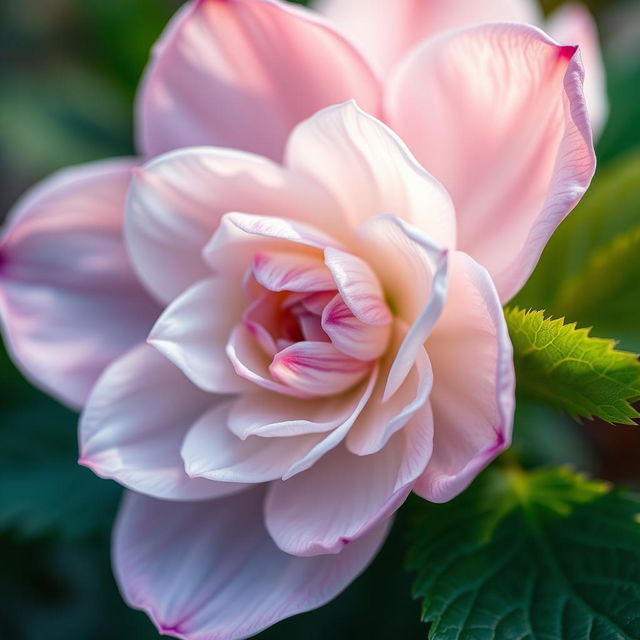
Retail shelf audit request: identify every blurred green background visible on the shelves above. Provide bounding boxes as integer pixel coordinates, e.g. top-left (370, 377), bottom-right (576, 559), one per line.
top-left (1, 0), bottom-right (639, 638)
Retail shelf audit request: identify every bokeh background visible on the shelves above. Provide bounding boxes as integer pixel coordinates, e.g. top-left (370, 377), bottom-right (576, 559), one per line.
top-left (1, 0), bottom-right (639, 638)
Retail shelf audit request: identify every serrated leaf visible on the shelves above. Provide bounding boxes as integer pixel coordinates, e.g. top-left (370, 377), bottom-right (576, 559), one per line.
top-left (505, 308), bottom-right (640, 424)
top-left (408, 467), bottom-right (640, 640)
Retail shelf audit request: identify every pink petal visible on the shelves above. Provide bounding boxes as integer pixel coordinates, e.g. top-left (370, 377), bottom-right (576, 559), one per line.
top-left (79, 343), bottom-right (245, 501)
top-left (347, 320), bottom-right (433, 455)
top-left (228, 387), bottom-right (366, 438)
top-left (252, 251), bottom-right (334, 292)
top-left (126, 147), bottom-right (336, 304)
top-left (321, 294), bottom-right (390, 361)
top-left (0, 159), bottom-right (160, 409)
top-left (226, 324), bottom-right (310, 398)
top-left (181, 401), bottom-right (324, 483)
top-left (415, 251), bottom-right (514, 503)
top-left (356, 215), bottom-right (448, 400)
top-left (547, 2), bottom-right (608, 138)
top-left (324, 247), bottom-right (392, 326)
top-left (285, 101), bottom-right (456, 246)
top-left (114, 487), bottom-right (388, 640)
top-left (203, 212), bottom-right (342, 279)
top-left (316, 0), bottom-right (541, 76)
top-left (386, 23), bottom-right (595, 302)
top-left (149, 278), bottom-right (253, 394)
top-left (270, 341), bottom-right (372, 397)
top-left (137, 0), bottom-right (380, 161)
top-left (265, 407), bottom-right (433, 557)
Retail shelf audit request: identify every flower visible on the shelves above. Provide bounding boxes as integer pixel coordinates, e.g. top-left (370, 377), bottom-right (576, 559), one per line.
top-left (0, 2), bottom-right (597, 639)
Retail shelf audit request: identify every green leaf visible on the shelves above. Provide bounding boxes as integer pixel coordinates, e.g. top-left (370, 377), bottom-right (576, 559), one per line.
top-left (505, 308), bottom-right (640, 424)
top-left (408, 466), bottom-right (640, 640)
top-left (514, 152), bottom-right (640, 324)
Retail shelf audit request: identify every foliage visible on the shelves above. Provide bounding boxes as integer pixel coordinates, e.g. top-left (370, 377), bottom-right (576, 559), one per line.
top-left (408, 466), bottom-right (640, 640)
top-left (506, 308), bottom-right (640, 424)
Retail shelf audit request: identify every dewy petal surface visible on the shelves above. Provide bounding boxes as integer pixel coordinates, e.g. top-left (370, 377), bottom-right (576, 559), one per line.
top-left (386, 23), bottom-right (595, 302)
top-left (316, 0), bottom-right (541, 76)
top-left (114, 487), bottom-right (388, 640)
top-left (137, 0), bottom-right (380, 161)
top-left (125, 147), bottom-right (337, 304)
top-left (0, 159), bottom-right (160, 409)
top-left (80, 343), bottom-right (245, 501)
top-left (415, 252), bottom-right (514, 503)
top-left (286, 102), bottom-right (456, 246)
top-left (265, 407), bottom-right (433, 557)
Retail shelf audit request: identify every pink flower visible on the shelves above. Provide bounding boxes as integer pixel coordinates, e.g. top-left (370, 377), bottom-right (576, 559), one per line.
top-left (0, 2), bottom-right (597, 639)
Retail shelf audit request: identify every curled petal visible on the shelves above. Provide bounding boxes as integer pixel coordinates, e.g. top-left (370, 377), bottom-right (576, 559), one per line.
top-left (252, 251), bottom-right (334, 292)
top-left (0, 159), bottom-right (159, 408)
top-left (270, 341), bottom-right (372, 396)
top-left (114, 487), bottom-right (388, 640)
top-left (149, 278), bottom-right (252, 394)
top-left (137, 0), bottom-right (380, 160)
top-left (285, 101), bottom-right (456, 246)
top-left (356, 215), bottom-right (448, 400)
top-left (415, 251), bottom-right (514, 503)
top-left (547, 2), bottom-right (608, 138)
top-left (265, 407), bottom-right (433, 557)
top-left (126, 147), bottom-right (335, 303)
top-left (386, 23), bottom-right (596, 302)
top-left (321, 294), bottom-right (390, 361)
top-left (80, 344), bottom-right (244, 501)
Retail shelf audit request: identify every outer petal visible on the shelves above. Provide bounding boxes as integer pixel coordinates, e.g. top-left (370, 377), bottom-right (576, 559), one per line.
top-left (149, 277), bottom-right (253, 395)
top-left (285, 101), bottom-right (456, 246)
top-left (137, 0), bottom-right (380, 161)
top-left (0, 159), bottom-right (160, 409)
top-left (79, 343), bottom-right (244, 501)
top-left (114, 487), bottom-right (388, 640)
top-left (316, 0), bottom-right (541, 76)
top-left (265, 407), bottom-right (433, 557)
top-left (125, 147), bottom-right (337, 304)
top-left (414, 252), bottom-right (514, 503)
top-left (386, 24), bottom-right (596, 302)
top-left (547, 3), bottom-right (608, 138)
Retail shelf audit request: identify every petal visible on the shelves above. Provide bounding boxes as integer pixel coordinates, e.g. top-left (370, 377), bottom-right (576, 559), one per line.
top-left (356, 215), bottom-right (448, 401)
top-left (386, 23), bottom-right (596, 302)
top-left (285, 101), bottom-right (456, 246)
top-left (149, 277), bottom-right (253, 394)
top-left (316, 0), bottom-right (541, 76)
top-left (547, 2), bottom-right (608, 138)
top-left (79, 343), bottom-right (244, 501)
top-left (347, 320), bottom-right (433, 455)
top-left (324, 247), bottom-right (391, 326)
top-left (125, 147), bottom-right (337, 304)
top-left (181, 401), bottom-right (324, 483)
top-left (114, 487), bottom-right (388, 640)
top-left (321, 294), bottom-right (390, 361)
top-left (203, 212), bottom-right (343, 280)
top-left (228, 387), bottom-right (366, 438)
top-left (0, 159), bottom-right (160, 409)
top-left (252, 251), bottom-right (334, 292)
top-left (137, 0), bottom-right (380, 161)
top-left (265, 407), bottom-right (433, 557)
top-left (415, 251), bottom-right (514, 503)
top-left (270, 341), bottom-right (372, 397)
